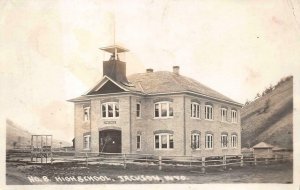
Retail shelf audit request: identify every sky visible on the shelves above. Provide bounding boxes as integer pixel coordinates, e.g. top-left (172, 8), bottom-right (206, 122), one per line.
top-left (1, 0), bottom-right (300, 142)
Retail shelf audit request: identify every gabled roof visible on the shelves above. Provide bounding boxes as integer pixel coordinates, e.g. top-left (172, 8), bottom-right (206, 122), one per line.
top-left (69, 71), bottom-right (242, 106)
top-left (253, 142), bottom-right (274, 149)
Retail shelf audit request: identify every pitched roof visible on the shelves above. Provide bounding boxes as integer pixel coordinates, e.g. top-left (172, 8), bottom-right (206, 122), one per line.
top-left (253, 142), bottom-right (274, 149)
top-left (127, 71), bottom-right (240, 104)
top-left (69, 71), bottom-right (242, 106)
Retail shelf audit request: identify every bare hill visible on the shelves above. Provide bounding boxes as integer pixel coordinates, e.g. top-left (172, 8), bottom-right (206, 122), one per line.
top-left (6, 119), bottom-right (72, 149)
top-left (241, 76), bottom-right (293, 149)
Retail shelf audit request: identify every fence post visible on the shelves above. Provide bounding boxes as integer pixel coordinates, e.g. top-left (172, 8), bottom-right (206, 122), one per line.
top-left (146, 155), bottom-right (148, 168)
top-left (254, 155), bottom-right (257, 166)
top-left (158, 156), bottom-right (162, 171)
top-left (85, 153), bottom-right (88, 167)
top-left (50, 152), bottom-right (53, 165)
top-left (240, 155), bottom-right (244, 167)
top-left (123, 154), bottom-right (127, 169)
top-left (223, 155), bottom-right (227, 170)
top-left (201, 157), bottom-right (206, 173)
top-left (265, 158), bottom-right (268, 165)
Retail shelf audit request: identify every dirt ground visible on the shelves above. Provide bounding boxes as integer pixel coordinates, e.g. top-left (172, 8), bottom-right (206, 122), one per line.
top-left (6, 161), bottom-right (293, 185)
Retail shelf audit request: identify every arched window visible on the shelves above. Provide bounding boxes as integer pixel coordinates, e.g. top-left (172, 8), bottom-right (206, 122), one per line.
top-left (231, 109), bottom-right (237, 123)
top-left (231, 134), bottom-right (238, 148)
top-left (154, 101), bottom-right (173, 118)
top-left (154, 132), bottom-right (174, 149)
top-left (101, 102), bottom-right (119, 118)
top-left (205, 104), bottom-right (213, 120)
top-left (191, 132), bottom-right (200, 149)
top-left (221, 133), bottom-right (228, 148)
top-left (191, 102), bottom-right (200, 119)
top-left (221, 108), bottom-right (227, 122)
top-left (205, 133), bottom-right (213, 149)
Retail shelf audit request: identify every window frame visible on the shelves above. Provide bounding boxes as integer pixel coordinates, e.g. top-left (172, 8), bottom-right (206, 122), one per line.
top-left (191, 133), bottom-right (200, 150)
top-left (205, 105), bottom-right (214, 120)
top-left (231, 110), bottom-right (238, 123)
top-left (205, 133), bottom-right (213, 149)
top-left (191, 102), bottom-right (200, 119)
top-left (154, 133), bottom-right (174, 150)
top-left (101, 102), bottom-right (119, 118)
top-left (136, 103), bottom-right (141, 118)
top-left (83, 107), bottom-right (90, 122)
top-left (83, 135), bottom-right (91, 150)
top-left (221, 108), bottom-right (227, 122)
top-left (231, 135), bottom-right (238, 148)
top-left (221, 134), bottom-right (228, 149)
top-left (137, 135), bottom-right (141, 150)
top-left (154, 101), bottom-right (174, 119)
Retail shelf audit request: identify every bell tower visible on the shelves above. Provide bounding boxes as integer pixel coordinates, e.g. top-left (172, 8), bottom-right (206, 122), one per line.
top-left (100, 45), bottom-right (129, 83)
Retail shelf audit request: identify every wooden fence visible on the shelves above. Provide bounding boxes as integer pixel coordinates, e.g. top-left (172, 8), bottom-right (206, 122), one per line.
top-left (48, 152), bottom-right (292, 172)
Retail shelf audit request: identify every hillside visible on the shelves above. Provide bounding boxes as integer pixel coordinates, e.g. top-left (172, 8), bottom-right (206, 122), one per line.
top-left (6, 119), bottom-right (72, 149)
top-left (241, 76), bottom-right (293, 150)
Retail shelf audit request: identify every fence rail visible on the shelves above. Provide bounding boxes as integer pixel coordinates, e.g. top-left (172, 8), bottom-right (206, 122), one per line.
top-left (7, 149), bottom-right (292, 172)
top-left (47, 152), bottom-right (292, 172)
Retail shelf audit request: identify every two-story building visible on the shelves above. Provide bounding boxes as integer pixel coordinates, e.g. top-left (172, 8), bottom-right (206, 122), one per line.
top-left (68, 45), bottom-right (243, 157)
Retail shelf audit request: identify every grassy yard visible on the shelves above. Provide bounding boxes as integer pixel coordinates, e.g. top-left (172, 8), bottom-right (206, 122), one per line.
top-left (6, 160), bottom-right (293, 185)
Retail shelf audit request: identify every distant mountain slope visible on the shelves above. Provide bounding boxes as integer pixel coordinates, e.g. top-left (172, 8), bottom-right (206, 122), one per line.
top-left (6, 119), bottom-right (72, 149)
top-left (241, 76), bottom-right (293, 149)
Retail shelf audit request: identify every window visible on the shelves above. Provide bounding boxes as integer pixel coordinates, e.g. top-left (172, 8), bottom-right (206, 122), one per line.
top-left (205, 105), bottom-right (213, 120)
top-left (205, 134), bottom-right (213, 149)
top-left (231, 135), bottom-right (238, 148)
top-left (231, 110), bottom-right (237, 123)
top-left (191, 102), bottom-right (200, 119)
top-left (83, 135), bottom-right (91, 150)
top-left (221, 134), bottom-right (228, 148)
top-left (84, 107), bottom-right (90, 121)
top-left (154, 133), bottom-right (174, 149)
top-left (191, 133), bottom-right (200, 149)
top-left (221, 108), bottom-right (227, 122)
top-left (137, 135), bottom-right (141, 150)
top-left (154, 102), bottom-right (173, 118)
top-left (136, 103), bottom-right (141, 118)
top-left (102, 102), bottom-right (119, 118)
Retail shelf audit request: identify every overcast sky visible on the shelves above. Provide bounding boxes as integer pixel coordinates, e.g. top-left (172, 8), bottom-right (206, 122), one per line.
top-left (1, 0), bottom-right (300, 142)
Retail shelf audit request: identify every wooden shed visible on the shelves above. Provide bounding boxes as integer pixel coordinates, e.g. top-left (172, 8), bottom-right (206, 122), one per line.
top-left (253, 142), bottom-right (274, 158)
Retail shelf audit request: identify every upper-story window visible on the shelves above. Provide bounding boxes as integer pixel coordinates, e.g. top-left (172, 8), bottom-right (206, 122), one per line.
top-left (191, 102), bottom-right (200, 119)
top-left (83, 107), bottom-right (90, 121)
top-left (221, 108), bottom-right (227, 122)
top-left (231, 110), bottom-right (237, 123)
top-left (136, 103), bottom-right (141, 118)
top-left (205, 104), bottom-right (213, 120)
top-left (102, 102), bottom-right (119, 118)
top-left (154, 101), bottom-right (173, 118)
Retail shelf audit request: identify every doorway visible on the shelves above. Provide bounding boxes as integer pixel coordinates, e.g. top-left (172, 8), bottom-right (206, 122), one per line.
top-left (99, 130), bottom-right (121, 153)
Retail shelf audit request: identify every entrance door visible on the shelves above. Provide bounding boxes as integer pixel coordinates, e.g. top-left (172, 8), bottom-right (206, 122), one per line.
top-left (99, 130), bottom-right (121, 153)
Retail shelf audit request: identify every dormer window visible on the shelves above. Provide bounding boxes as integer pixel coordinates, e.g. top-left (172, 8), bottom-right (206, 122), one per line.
top-left (154, 101), bottom-right (173, 118)
top-left (102, 102), bottom-right (119, 118)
